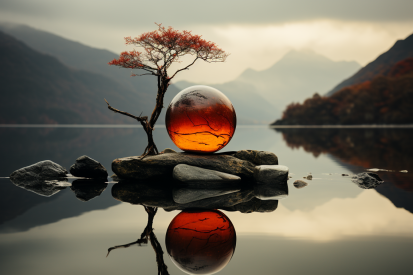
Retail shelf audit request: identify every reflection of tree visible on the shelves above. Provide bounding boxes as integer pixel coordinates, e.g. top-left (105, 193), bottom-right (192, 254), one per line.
top-left (107, 206), bottom-right (170, 275)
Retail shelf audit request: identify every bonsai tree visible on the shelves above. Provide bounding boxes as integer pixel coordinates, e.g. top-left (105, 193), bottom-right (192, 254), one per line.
top-left (106, 24), bottom-right (228, 157)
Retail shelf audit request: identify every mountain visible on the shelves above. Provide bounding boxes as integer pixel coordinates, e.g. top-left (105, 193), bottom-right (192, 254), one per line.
top-left (273, 58), bottom-right (413, 125)
top-left (326, 33), bottom-right (413, 96)
top-left (0, 30), bottom-right (163, 124)
top-left (174, 50), bottom-right (360, 122)
top-left (236, 50), bottom-right (360, 112)
top-left (0, 23), bottom-right (181, 124)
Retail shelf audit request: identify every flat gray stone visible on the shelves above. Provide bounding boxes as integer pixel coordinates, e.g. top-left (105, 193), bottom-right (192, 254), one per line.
top-left (112, 153), bottom-right (255, 180)
top-left (254, 182), bottom-right (289, 200)
top-left (173, 164), bottom-right (241, 186)
top-left (233, 150), bottom-right (278, 165)
top-left (70, 155), bottom-right (108, 179)
top-left (294, 180), bottom-right (308, 189)
top-left (10, 160), bottom-right (68, 180)
top-left (172, 187), bottom-right (241, 204)
top-left (254, 165), bottom-right (289, 184)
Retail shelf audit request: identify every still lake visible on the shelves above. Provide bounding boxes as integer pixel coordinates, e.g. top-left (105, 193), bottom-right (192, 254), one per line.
top-left (0, 125), bottom-right (412, 275)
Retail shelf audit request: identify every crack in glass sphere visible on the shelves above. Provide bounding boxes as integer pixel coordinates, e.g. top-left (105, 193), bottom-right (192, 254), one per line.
top-left (166, 85), bottom-right (237, 153)
top-left (165, 210), bottom-right (236, 275)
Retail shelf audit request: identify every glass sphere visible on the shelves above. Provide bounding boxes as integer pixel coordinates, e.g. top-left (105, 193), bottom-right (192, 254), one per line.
top-left (166, 85), bottom-right (236, 153)
top-left (165, 210), bottom-right (236, 275)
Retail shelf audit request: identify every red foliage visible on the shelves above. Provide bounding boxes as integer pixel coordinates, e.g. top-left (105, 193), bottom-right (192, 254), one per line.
top-left (387, 58), bottom-right (413, 77)
top-left (108, 24), bottom-right (228, 79)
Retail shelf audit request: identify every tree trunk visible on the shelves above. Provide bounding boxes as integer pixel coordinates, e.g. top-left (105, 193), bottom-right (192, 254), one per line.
top-left (144, 75), bottom-right (170, 156)
top-left (105, 73), bottom-right (170, 157)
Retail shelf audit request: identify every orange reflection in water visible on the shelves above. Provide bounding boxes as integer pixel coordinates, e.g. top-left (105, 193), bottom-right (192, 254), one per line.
top-left (165, 86), bottom-right (236, 153)
top-left (165, 210), bottom-right (236, 275)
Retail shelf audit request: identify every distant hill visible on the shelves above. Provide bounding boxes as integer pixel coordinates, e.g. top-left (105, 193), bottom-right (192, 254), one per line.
top-left (236, 50), bottom-right (360, 111)
top-left (0, 23), bottom-right (181, 124)
top-left (326, 33), bottom-right (413, 96)
top-left (174, 50), bottom-right (360, 122)
top-left (273, 58), bottom-right (413, 125)
top-left (0, 31), bottom-right (159, 124)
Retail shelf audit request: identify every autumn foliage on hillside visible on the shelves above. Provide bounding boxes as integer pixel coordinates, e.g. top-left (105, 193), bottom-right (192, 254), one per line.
top-left (273, 58), bottom-right (413, 125)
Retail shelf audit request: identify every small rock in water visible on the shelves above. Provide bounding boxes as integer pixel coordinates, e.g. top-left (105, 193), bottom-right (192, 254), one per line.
top-left (293, 180), bottom-right (308, 189)
top-left (70, 179), bottom-right (108, 202)
top-left (351, 172), bottom-right (383, 189)
top-left (161, 148), bottom-right (177, 154)
top-left (233, 150), bottom-right (278, 165)
top-left (342, 174), bottom-right (349, 176)
top-left (10, 160), bottom-right (68, 180)
top-left (400, 170), bottom-right (408, 173)
top-left (173, 164), bottom-right (241, 186)
top-left (172, 187), bottom-right (240, 204)
top-left (305, 174), bottom-right (313, 180)
top-left (254, 165), bottom-right (289, 184)
top-left (70, 155), bottom-right (108, 179)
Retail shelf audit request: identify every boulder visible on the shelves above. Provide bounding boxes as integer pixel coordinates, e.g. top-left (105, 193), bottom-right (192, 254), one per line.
top-left (70, 179), bottom-right (108, 202)
top-left (173, 164), bottom-right (241, 186)
top-left (233, 150), bottom-right (278, 165)
top-left (293, 180), bottom-right (308, 189)
top-left (352, 172), bottom-right (383, 189)
top-left (70, 155), bottom-right (108, 179)
top-left (10, 160), bottom-right (67, 180)
top-left (172, 187), bottom-right (241, 204)
top-left (112, 153), bottom-right (255, 180)
top-left (253, 165), bottom-right (289, 184)
top-left (254, 182), bottom-right (288, 200)
top-left (10, 178), bottom-right (70, 197)
top-left (223, 198), bottom-right (279, 213)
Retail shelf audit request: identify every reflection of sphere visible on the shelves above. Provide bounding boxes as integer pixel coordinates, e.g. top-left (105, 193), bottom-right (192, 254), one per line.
top-left (166, 85), bottom-right (236, 153)
top-left (165, 210), bottom-right (236, 275)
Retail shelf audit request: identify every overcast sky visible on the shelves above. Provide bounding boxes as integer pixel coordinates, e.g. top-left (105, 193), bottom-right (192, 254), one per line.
top-left (1, 0), bottom-right (412, 83)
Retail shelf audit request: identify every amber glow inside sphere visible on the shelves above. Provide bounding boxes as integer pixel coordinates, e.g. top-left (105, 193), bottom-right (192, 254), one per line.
top-left (165, 210), bottom-right (236, 275)
top-left (165, 85), bottom-right (236, 153)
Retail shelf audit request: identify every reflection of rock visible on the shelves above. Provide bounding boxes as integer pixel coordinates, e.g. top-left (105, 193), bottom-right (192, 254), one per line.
top-left (352, 172), bottom-right (384, 189)
top-left (165, 189), bottom-right (255, 211)
top-left (172, 187), bottom-right (240, 204)
top-left (173, 164), bottom-right (241, 186)
top-left (223, 198), bottom-right (278, 213)
top-left (254, 181), bottom-right (288, 200)
top-left (254, 165), bottom-right (289, 184)
top-left (70, 179), bottom-right (108, 202)
top-left (112, 152), bottom-right (256, 180)
top-left (166, 210), bottom-right (236, 275)
top-left (233, 150), bottom-right (278, 165)
top-left (10, 160), bottom-right (67, 180)
top-left (112, 181), bottom-right (281, 213)
top-left (293, 180), bottom-right (308, 189)
top-left (9, 178), bottom-right (70, 197)
top-left (70, 155), bottom-right (108, 179)
top-left (111, 181), bottom-right (176, 208)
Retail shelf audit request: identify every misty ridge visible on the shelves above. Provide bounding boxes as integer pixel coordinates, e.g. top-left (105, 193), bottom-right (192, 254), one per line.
top-left (0, 22), bottom-right (365, 125)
